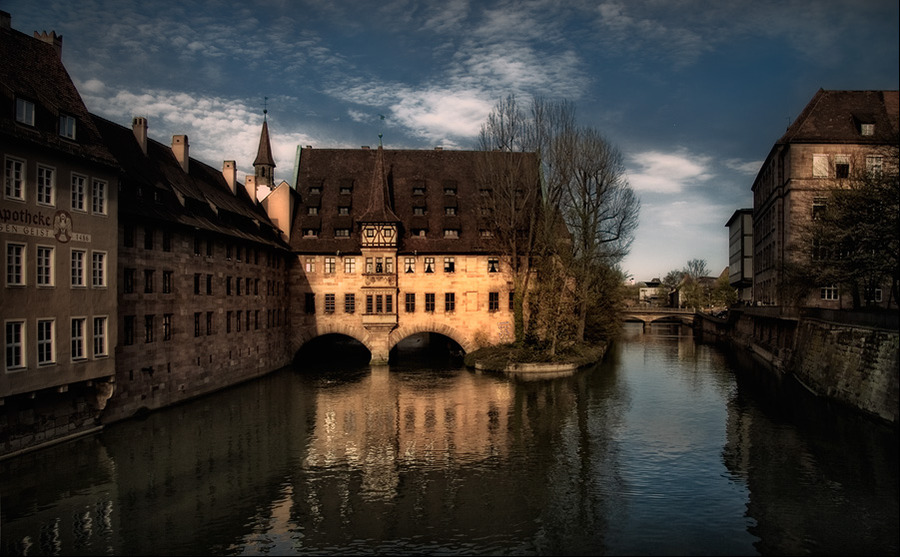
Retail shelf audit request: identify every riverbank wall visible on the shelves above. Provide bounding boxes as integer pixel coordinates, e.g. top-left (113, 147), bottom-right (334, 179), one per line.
top-left (696, 308), bottom-right (899, 426)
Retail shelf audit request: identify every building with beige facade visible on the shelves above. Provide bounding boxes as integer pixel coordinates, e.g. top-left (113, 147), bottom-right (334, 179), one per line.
top-left (725, 208), bottom-right (753, 303)
top-left (2, 12), bottom-right (121, 454)
top-left (751, 89), bottom-right (898, 307)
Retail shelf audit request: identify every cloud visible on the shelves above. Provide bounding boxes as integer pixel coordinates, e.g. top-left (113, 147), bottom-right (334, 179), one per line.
top-left (724, 158), bottom-right (763, 175)
top-left (627, 150), bottom-right (714, 194)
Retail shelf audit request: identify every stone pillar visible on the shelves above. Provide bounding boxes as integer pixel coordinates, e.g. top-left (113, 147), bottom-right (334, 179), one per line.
top-left (366, 327), bottom-right (393, 364)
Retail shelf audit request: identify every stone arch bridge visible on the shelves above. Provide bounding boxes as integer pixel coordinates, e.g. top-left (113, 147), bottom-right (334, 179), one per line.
top-left (622, 307), bottom-right (697, 328)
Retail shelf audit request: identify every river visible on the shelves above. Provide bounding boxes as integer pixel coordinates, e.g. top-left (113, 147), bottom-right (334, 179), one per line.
top-left (1, 323), bottom-right (897, 555)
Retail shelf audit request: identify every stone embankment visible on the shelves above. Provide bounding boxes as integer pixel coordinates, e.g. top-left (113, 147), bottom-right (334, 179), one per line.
top-left (697, 308), bottom-right (899, 426)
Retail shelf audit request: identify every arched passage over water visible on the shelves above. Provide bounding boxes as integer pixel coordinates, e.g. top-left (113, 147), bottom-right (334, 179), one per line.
top-left (294, 334), bottom-right (371, 369)
top-left (389, 332), bottom-right (465, 365)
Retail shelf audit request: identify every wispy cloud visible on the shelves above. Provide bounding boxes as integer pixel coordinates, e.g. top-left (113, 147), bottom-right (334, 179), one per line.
top-left (627, 150), bottom-right (714, 194)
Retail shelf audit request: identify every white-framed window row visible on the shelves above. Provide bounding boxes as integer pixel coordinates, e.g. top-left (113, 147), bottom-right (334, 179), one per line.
top-left (91, 251), bottom-right (107, 288)
top-left (37, 318), bottom-right (56, 366)
top-left (36, 245), bottom-right (55, 287)
top-left (6, 242), bottom-right (26, 286)
top-left (5, 319), bottom-right (26, 372)
top-left (71, 249), bottom-right (86, 287)
top-left (37, 164), bottom-right (56, 207)
top-left (4, 155), bottom-right (26, 201)
top-left (71, 173), bottom-right (87, 212)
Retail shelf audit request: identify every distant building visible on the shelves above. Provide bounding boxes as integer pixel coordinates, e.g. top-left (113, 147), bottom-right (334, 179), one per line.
top-left (1, 12), bottom-right (121, 453)
top-left (725, 208), bottom-right (753, 303)
top-left (638, 278), bottom-right (664, 306)
top-left (751, 89), bottom-right (899, 307)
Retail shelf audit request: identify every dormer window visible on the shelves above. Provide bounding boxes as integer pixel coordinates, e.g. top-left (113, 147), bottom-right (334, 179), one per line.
top-left (304, 228), bottom-right (319, 238)
top-left (445, 207), bottom-right (457, 216)
top-left (307, 206), bottom-right (318, 215)
top-left (309, 186), bottom-right (321, 195)
top-left (444, 187), bottom-right (457, 195)
top-left (443, 229), bottom-right (459, 239)
top-left (59, 114), bottom-right (76, 139)
top-left (413, 186), bottom-right (426, 195)
top-left (15, 98), bottom-right (35, 126)
top-left (335, 228), bottom-right (350, 237)
top-left (338, 206), bottom-right (350, 215)
top-left (340, 186), bottom-right (352, 195)
top-left (860, 123), bottom-right (874, 136)
top-left (413, 207), bottom-right (425, 216)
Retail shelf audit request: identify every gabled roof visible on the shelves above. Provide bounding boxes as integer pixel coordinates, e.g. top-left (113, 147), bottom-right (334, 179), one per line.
top-left (778, 89), bottom-right (899, 145)
top-left (0, 18), bottom-right (117, 168)
top-left (91, 114), bottom-right (289, 249)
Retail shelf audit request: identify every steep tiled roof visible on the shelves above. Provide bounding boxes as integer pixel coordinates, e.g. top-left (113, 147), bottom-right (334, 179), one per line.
top-left (253, 119), bottom-right (276, 168)
top-left (291, 147), bottom-right (540, 255)
top-left (0, 19), bottom-right (117, 168)
top-left (92, 114), bottom-right (289, 249)
top-left (779, 89), bottom-right (900, 145)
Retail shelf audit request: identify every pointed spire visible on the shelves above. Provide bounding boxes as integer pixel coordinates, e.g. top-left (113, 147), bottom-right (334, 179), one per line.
top-left (253, 118), bottom-right (276, 168)
top-left (358, 145), bottom-right (400, 224)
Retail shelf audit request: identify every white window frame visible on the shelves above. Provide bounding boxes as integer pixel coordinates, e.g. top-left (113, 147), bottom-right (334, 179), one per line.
top-left (6, 242), bottom-right (25, 286)
top-left (59, 114), bottom-right (76, 139)
top-left (37, 165), bottom-right (56, 206)
top-left (820, 285), bottom-right (839, 301)
top-left (866, 155), bottom-right (883, 176)
top-left (71, 249), bottom-right (86, 287)
top-left (93, 316), bottom-right (108, 357)
top-left (344, 257), bottom-right (356, 274)
top-left (71, 317), bottom-right (86, 360)
top-left (37, 318), bottom-right (55, 365)
top-left (324, 256), bottom-right (336, 274)
top-left (5, 320), bottom-right (26, 371)
top-left (91, 251), bottom-right (107, 287)
top-left (92, 179), bottom-right (107, 214)
top-left (71, 173), bottom-right (87, 211)
top-left (36, 245), bottom-right (54, 286)
top-left (4, 156), bottom-right (25, 201)
top-left (15, 98), bottom-right (35, 126)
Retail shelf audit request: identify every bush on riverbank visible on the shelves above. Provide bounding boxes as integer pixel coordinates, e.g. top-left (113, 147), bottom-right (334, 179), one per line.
top-left (464, 341), bottom-right (607, 372)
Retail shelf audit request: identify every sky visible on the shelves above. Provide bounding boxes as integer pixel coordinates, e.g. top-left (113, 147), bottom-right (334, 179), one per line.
top-left (5, 0), bottom-right (898, 281)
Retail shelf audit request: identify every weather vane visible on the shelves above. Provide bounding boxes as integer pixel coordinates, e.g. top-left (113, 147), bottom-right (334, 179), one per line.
top-left (263, 96), bottom-right (269, 120)
top-left (378, 114), bottom-right (385, 146)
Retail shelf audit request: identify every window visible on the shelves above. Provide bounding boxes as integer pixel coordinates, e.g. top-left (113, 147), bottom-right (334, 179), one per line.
top-left (37, 165), bottom-right (55, 206)
top-left (307, 206), bottom-right (318, 215)
top-left (163, 271), bottom-right (173, 294)
top-left (375, 257), bottom-right (384, 273)
top-left (324, 257), bottom-right (336, 273)
top-left (309, 186), bottom-right (321, 195)
top-left (71, 249), bottom-right (85, 287)
top-left (812, 197), bottom-right (827, 220)
top-left (144, 226), bottom-right (153, 250)
top-left (304, 229), bottom-right (319, 238)
top-left (344, 293), bottom-right (355, 313)
top-left (144, 269), bottom-right (154, 293)
top-left (305, 293), bottom-right (315, 314)
top-left (92, 252), bottom-right (106, 287)
top-left (206, 312), bottom-right (213, 335)
top-left (385, 295), bottom-right (393, 313)
top-left (812, 154), bottom-right (828, 178)
top-left (7, 243), bottom-right (25, 285)
top-left (324, 293), bottom-right (336, 313)
top-left (366, 257), bottom-right (374, 273)
top-left (92, 180), bottom-right (107, 214)
top-left (163, 314), bottom-right (173, 341)
top-left (488, 258), bottom-right (499, 273)
top-left (226, 276), bottom-right (233, 295)
top-left (424, 257), bottom-right (435, 273)
top-left (489, 292), bottom-right (500, 312)
top-left (835, 155), bottom-right (850, 179)
top-left (412, 228), bottom-right (427, 237)
top-left (413, 206), bottom-right (425, 216)
top-left (71, 318), bottom-right (86, 359)
top-left (58, 114), bottom-right (76, 139)
top-left (71, 174), bottom-right (86, 211)
top-left (335, 228), bottom-right (350, 237)
top-left (162, 230), bottom-right (171, 252)
top-left (509, 291), bottom-right (515, 311)
top-left (236, 278), bottom-right (241, 296)
top-left (445, 292), bottom-right (456, 312)
top-left (386, 257), bottom-right (394, 273)
top-left (405, 257), bottom-right (415, 273)
top-left (444, 257), bottom-right (455, 273)
top-left (338, 206), bottom-right (350, 215)
top-left (375, 295), bottom-right (383, 313)
top-left (821, 285), bottom-right (839, 300)
top-left (36, 246), bottom-right (54, 286)
top-left (344, 257), bottom-right (356, 274)
top-left (194, 273), bottom-right (201, 294)
top-left (144, 315), bottom-right (155, 343)
top-left (194, 313), bottom-right (201, 337)
top-left (16, 98), bottom-right (35, 125)
top-left (866, 288), bottom-right (883, 303)
top-left (124, 316), bottom-right (135, 346)
top-left (443, 229), bottom-right (459, 238)
top-left (366, 294), bottom-right (374, 314)
top-left (37, 319), bottom-right (55, 365)
top-left (206, 274), bottom-right (213, 295)
top-left (866, 155), bottom-right (883, 176)
top-left (445, 206), bottom-right (457, 216)
top-left (93, 317), bottom-right (107, 356)
top-left (305, 257), bottom-right (316, 273)
top-left (481, 229), bottom-right (493, 238)
top-left (425, 293), bottom-right (435, 313)
top-left (206, 240), bottom-right (213, 257)
top-left (4, 157), bottom-right (25, 200)
top-left (124, 224), bottom-right (134, 247)
top-left (5, 321), bottom-right (25, 369)
top-left (444, 186), bottom-right (457, 195)
top-left (226, 311), bottom-right (233, 333)
top-left (860, 123), bottom-right (874, 136)
top-left (405, 293), bottom-right (415, 312)
top-left (413, 185), bottom-right (425, 195)
top-left (194, 236), bottom-right (202, 255)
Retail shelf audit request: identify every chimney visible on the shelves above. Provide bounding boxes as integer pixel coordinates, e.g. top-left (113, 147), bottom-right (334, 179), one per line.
top-left (171, 135), bottom-right (189, 173)
top-left (222, 160), bottom-right (237, 194)
top-left (245, 175), bottom-right (258, 202)
top-left (132, 117), bottom-right (148, 155)
top-left (1, 11), bottom-right (11, 31)
top-left (33, 30), bottom-right (63, 57)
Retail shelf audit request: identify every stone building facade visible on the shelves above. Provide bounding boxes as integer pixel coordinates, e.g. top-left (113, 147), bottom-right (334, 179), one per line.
top-left (751, 89), bottom-right (899, 307)
top-left (725, 208), bottom-right (753, 303)
top-left (1, 13), bottom-right (120, 454)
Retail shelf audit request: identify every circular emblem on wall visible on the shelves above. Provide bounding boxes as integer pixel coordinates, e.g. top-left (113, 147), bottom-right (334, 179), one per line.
top-left (53, 210), bottom-right (73, 243)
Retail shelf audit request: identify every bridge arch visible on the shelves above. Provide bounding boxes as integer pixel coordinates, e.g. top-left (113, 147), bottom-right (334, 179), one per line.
top-left (389, 323), bottom-right (476, 355)
top-left (293, 323), bottom-right (372, 357)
